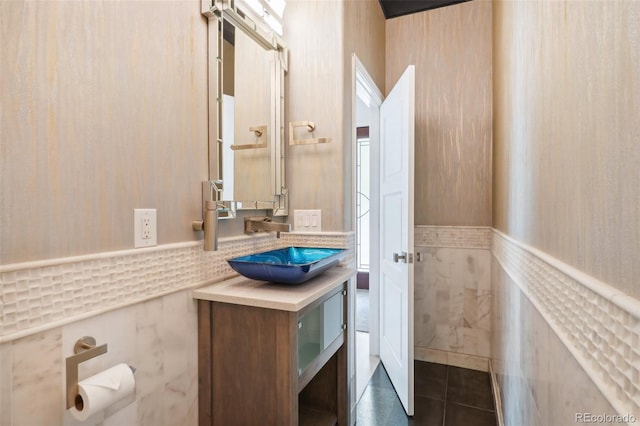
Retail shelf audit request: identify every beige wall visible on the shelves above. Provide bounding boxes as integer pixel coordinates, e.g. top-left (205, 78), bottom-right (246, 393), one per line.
top-left (343, 0), bottom-right (386, 231)
top-left (492, 0), bottom-right (640, 299)
top-left (386, 0), bottom-right (493, 227)
top-left (343, 0), bottom-right (385, 92)
top-left (0, 2), bottom-right (205, 424)
top-left (282, 0), bottom-right (385, 232)
top-left (0, 0), bottom-right (372, 248)
top-left (283, 0), bottom-right (345, 231)
top-left (0, 0), bottom-right (209, 265)
top-left (492, 0), bottom-right (640, 423)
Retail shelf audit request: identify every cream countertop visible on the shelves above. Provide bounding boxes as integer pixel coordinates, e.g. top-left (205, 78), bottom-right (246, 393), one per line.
top-left (192, 266), bottom-right (356, 312)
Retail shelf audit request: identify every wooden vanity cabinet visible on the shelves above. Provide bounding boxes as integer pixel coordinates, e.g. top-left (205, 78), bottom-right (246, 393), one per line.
top-left (198, 283), bottom-right (348, 426)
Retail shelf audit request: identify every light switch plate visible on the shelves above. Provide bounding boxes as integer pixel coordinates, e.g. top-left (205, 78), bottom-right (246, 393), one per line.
top-left (134, 208), bottom-right (157, 248)
top-left (294, 209), bottom-right (322, 232)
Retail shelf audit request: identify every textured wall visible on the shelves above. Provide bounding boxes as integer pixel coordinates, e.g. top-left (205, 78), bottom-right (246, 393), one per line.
top-left (343, 0), bottom-right (386, 231)
top-left (385, 0), bottom-right (493, 227)
top-left (492, 0), bottom-right (640, 299)
top-left (492, 0), bottom-right (640, 423)
top-left (0, 1), bottom-right (209, 264)
top-left (282, 0), bottom-right (385, 232)
top-left (343, 0), bottom-right (385, 93)
top-left (283, 0), bottom-right (345, 231)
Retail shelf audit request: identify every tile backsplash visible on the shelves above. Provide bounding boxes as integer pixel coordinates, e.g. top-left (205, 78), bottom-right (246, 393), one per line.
top-left (0, 236), bottom-right (274, 341)
top-left (0, 232), bottom-right (355, 342)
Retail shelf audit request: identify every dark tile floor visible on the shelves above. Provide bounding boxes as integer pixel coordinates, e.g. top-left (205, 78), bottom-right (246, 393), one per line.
top-left (356, 361), bottom-right (497, 426)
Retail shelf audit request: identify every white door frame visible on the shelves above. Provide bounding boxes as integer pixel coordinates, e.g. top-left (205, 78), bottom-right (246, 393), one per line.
top-left (351, 54), bottom-right (383, 357)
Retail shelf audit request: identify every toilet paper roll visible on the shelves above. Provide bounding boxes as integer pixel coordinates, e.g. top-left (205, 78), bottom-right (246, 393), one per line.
top-left (69, 363), bottom-right (136, 421)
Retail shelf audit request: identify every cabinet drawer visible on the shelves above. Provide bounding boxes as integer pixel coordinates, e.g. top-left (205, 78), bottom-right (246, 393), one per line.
top-left (297, 288), bottom-right (344, 376)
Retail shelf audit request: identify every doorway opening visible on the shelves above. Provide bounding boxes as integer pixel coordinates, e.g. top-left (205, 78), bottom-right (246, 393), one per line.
top-left (352, 57), bottom-right (416, 416)
top-left (356, 125), bottom-right (370, 334)
top-left (352, 55), bottom-right (383, 402)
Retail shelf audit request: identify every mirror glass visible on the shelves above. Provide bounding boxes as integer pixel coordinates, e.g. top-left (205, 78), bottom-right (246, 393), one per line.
top-left (214, 8), bottom-right (288, 217)
top-left (222, 24), bottom-right (271, 203)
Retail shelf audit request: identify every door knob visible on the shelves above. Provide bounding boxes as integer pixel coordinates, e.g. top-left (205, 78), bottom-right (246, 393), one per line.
top-left (393, 252), bottom-right (407, 263)
top-left (393, 252), bottom-right (413, 263)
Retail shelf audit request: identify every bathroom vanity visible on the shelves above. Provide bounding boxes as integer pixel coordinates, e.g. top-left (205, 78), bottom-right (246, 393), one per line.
top-left (194, 267), bottom-right (355, 426)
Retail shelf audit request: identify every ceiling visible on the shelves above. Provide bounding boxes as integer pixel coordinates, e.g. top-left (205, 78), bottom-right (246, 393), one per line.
top-left (378, 0), bottom-right (473, 19)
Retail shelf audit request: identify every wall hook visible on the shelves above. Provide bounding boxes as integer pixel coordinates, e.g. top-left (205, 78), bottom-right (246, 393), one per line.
top-left (230, 125), bottom-right (268, 150)
top-left (289, 121), bottom-right (331, 145)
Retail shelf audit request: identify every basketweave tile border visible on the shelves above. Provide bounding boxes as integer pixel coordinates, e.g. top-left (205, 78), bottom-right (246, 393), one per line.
top-left (415, 226), bottom-right (492, 249)
top-left (0, 232), bottom-right (354, 343)
top-left (492, 229), bottom-right (640, 420)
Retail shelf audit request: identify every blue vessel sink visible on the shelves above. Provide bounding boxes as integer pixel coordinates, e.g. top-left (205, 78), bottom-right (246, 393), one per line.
top-left (227, 247), bottom-right (347, 284)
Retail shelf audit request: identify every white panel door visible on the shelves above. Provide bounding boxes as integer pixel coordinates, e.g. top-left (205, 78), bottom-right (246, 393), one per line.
top-left (379, 65), bottom-right (415, 416)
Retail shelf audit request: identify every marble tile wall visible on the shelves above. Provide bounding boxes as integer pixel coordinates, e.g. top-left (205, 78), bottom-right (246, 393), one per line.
top-left (386, 1), bottom-right (493, 227)
top-left (414, 226), bottom-right (493, 368)
top-left (0, 290), bottom-right (198, 426)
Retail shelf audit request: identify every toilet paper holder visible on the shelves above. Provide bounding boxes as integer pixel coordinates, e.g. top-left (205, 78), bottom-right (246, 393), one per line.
top-left (66, 336), bottom-right (108, 409)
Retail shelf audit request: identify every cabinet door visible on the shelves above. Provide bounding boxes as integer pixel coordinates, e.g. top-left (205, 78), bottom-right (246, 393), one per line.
top-left (322, 289), bottom-right (343, 347)
top-left (297, 289), bottom-right (344, 376)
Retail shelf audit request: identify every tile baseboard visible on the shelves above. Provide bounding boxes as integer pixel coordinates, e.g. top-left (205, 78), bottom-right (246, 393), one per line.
top-left (415, 347), bottom-right (489, 372)
top-left (489, 360), bottom-right (505, 426)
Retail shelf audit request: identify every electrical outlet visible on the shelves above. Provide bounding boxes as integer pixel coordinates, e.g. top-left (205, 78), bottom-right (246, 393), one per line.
top-left (134, 209), bottom-right (157, 248)
top-left (142, 217), bottom-right (150, 239)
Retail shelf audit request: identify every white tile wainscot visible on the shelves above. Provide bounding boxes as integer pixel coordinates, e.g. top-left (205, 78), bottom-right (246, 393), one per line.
top-left (492, 229), bottom-right (640, 424)
top-left (414, 226), bottom-right (493, 370)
